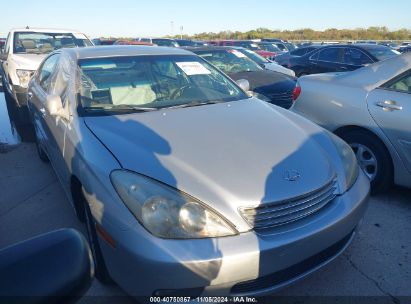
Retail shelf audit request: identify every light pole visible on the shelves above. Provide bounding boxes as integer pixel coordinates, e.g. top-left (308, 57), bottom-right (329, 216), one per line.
top-left (170, 21), bottom-right (174, 37)
top-left (180, 26), bottom-right (183, 39)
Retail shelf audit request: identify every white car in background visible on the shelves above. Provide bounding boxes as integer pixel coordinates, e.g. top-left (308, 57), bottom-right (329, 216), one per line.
top-left (0, 28), bottom-right (92, 123)
top-left (291, 53), bottom-right (411, 192)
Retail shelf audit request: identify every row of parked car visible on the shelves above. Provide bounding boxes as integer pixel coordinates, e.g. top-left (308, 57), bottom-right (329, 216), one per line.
top-left (1, 27), bottom-right (410, 300)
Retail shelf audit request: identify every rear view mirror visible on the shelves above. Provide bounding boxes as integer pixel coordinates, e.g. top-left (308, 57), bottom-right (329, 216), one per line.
top-left (236, 79), bottom-right (250, 92)
top-left (0, 229), bottom-right (93, 301)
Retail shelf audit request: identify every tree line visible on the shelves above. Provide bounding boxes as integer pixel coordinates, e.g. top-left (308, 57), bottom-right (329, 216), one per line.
top-left (184, 27), bottom-right (411, 41)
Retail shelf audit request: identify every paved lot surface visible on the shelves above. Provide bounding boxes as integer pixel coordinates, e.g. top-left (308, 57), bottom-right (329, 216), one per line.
top-left (0, 93), bottom-right (410, 302)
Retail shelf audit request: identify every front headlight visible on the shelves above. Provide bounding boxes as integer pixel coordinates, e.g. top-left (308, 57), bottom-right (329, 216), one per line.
top-left (16, 69), bottom-right (35, 88)
top-left (110, 170), bottom-right (238, 239)
top-left (328, 132), bottom-right (359, 191)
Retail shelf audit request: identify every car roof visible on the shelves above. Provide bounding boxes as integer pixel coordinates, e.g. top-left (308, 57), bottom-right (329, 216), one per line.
top-left (10, 28), bottom-right (85, 34)
top-left (61, 45), bottom-right (194, 59)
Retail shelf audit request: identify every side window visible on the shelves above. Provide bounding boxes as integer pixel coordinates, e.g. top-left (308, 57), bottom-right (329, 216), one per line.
top-left (309, 50), bottom-right (319, 61)
top-left (318, 48), bottom-right (343, 63)
top-left (291, 48), bottom-right (305, 56)
top-left (37, 54), bottom-right (60, 92)
top-left (384, 73), bottom-right (411, 93)
top-left (344, 48), bottom-right (373, 65)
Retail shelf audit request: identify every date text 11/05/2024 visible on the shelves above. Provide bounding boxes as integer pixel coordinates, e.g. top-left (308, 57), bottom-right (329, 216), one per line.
top-left (149, 297), bottom-right (258, 303)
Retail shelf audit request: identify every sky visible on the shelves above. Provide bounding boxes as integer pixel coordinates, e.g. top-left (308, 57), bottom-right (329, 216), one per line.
top-left (1, 0), bottom-right (410, 38)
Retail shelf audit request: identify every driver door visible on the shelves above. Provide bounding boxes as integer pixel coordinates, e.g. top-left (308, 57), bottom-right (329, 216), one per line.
top-left (30, 53), bottom-right (72, 192)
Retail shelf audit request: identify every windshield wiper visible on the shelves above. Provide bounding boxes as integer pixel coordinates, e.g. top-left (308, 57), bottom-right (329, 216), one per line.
top-left (84, 105), bottom-right (158, 113)
top-left (162, 100), bottom-right (225, 110)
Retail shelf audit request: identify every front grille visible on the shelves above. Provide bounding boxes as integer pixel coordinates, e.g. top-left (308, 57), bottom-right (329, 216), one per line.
top-left (231, 231), bottom-right (354, 295)
top-left (239, 178), bottom-right (337, 232)
top-left (267, 90), bottom-right (293, 109)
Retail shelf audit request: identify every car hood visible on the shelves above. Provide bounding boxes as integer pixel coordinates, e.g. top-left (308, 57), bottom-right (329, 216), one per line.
top-left (84, 99), bottom-right (336, 228)
top-left (10, 53), bottom-right (47, 70)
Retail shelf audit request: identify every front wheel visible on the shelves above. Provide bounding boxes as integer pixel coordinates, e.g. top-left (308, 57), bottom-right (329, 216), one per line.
top-left (83, 191), bottom-right (112, 284)
top-left (339, 130), bottom-right (393, 194)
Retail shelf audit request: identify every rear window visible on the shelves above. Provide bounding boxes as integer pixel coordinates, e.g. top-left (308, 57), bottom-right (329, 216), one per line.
top-left (13, 32), bottom-right (91, 54)
top-left (363, 46), bottom-right (399, 61)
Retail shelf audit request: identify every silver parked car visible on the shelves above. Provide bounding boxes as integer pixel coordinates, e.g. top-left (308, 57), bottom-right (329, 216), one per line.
top-left (291, 53), bottom-right (411, 193)
top-left (27, 46), bottom-right (369, 297)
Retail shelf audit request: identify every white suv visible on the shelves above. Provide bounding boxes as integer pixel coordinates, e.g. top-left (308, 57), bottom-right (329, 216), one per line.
top-left (0, 28), bottom-right (92, 122)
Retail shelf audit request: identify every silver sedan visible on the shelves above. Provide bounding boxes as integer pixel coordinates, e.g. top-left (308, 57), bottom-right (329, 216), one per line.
top-left (27, 46), bottom-right (369, 297)
top-left (291, 53), bottom-right (411, 193)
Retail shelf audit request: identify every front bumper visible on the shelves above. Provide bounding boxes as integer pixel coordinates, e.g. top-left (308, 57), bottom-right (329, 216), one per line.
top-left (101, 171), bottom-right (370, 297)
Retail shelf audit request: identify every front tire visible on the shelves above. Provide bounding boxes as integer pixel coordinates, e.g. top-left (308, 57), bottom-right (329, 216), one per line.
top-left (33, 124), bottom-right (49, 163)
top-left (82, 190), bottom-right (112, 284)
top-left (339, 130), bottom-right (393, 194)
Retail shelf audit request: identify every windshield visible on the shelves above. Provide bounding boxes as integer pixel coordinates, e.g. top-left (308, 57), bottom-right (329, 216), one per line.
top-left (237, 48), bottom-right (269, 64)
top-left (13, 32), bottom-right (91, 54)
top-left (232, 41), bottom-right (260, 51)
top-left (195, 49), bottom-right (263, 73)
top-left (78, 55), bottom-right (248, 114)
top-left (152, 39), bottom-right (179, 47)
top-left (284, 43), bottom-right (296, 51)
top-left (364, 46), bottom-right (399, 61)
top-left (258, 43), bottom-right (281, 52)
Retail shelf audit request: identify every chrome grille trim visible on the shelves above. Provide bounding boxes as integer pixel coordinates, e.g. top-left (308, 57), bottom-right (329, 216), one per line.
top-left (239, 178), bottom-right (338, 230)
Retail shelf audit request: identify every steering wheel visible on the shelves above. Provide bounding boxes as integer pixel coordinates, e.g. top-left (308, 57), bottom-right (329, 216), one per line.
top-left (170, 85), bottom-right (194, 99)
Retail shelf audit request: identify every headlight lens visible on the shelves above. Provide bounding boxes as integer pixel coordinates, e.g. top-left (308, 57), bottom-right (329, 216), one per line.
top-left (16, 69), bottom-right (35, 88)
top-left (328, 132), bottom-right (359, 191)
top-left (111, 170), bottom-right (237, 239)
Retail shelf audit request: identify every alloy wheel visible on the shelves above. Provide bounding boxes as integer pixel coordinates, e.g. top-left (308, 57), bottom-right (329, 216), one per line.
top-left (350, 143), bottom-right (378, 181)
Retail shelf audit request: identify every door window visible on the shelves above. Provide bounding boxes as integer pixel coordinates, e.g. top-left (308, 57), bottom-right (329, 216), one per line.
top-left (318, 48), bottom-right (343, 63)
top-left (344, 48), bottom-right (373, 65)
top-left (38, 54), bottom-right (60, 92)
top-left (383, 72), bottom-right (411, 94)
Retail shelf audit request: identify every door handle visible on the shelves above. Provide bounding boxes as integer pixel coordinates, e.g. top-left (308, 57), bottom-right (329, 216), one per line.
top-left (27, 92), bottom-right (33, 99)
top-left (376, 100), bottom-right (403, 111)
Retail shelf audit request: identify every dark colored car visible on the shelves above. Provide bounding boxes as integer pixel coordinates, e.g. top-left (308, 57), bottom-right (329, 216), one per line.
top-left (151, 38), bottom-right (179, 47)
top-left (288, 44), bottom-right (399, 77)
top-left (261, 38), bottom-right (284, 43)
top-left (401, 45), bottom-right (411, 53)
top-left (92, 38), bottom-right (116, 45)
top-left (273, 42), bottom-right (297, 52)
top-left (187, 46), bottom-right (297, 109)
top-left (275, 45), bottom-right (322, 67)
top-left (175, 39), bottom-right (207, 47)
top-left (113, 40), bottom-right (154, 46)
top-left (0, 38), bottom-right (5, 48)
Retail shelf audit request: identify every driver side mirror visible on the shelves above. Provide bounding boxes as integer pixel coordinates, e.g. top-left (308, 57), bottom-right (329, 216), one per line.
top-left (45, 95), bottom-right (70, 120)
top-left (236, 79), bottom-right (250, 92)
top-left (0, 229), bottom-right (93, 300)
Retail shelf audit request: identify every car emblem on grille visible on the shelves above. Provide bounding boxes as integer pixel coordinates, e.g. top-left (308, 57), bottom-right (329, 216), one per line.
top-left (283, 170), bottom-right (301, 182)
